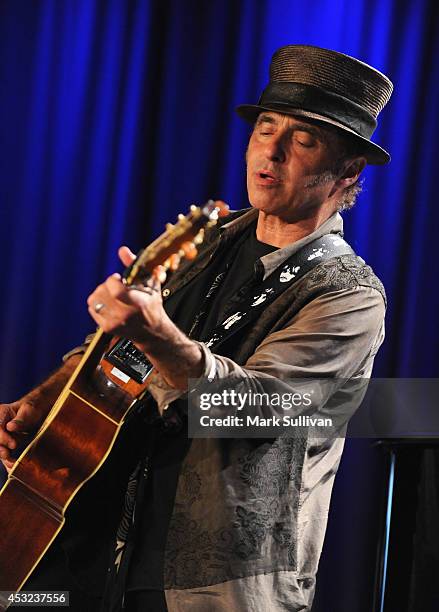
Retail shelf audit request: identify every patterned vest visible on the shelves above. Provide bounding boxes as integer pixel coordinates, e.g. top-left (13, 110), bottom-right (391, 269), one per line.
top-left (161, 210), bottom-right (386, 590)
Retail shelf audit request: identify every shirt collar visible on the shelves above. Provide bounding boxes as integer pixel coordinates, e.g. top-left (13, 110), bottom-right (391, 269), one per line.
top-left (220, 208), bottom-right (344, 280)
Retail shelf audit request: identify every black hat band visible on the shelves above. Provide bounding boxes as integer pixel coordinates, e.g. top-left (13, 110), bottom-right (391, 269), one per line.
top-left (258, 82), bottom-right (378, 139)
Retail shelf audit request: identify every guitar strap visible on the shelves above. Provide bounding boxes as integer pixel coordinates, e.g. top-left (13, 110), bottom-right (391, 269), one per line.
top-left (202, 232), bottom-right (355, 351)
top-left (107, 232), bottom-right (354, 391)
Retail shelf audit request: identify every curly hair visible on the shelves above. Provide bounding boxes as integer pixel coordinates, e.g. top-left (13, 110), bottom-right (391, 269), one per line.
top-left (332, 135), bottom-right (366, 211)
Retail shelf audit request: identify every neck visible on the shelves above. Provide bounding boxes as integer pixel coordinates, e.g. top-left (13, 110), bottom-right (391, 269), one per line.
top-left (256, 206), bottom-right (336, 248)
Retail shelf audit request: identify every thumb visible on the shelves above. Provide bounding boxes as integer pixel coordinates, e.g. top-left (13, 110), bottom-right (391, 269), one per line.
top-left (118, 246), bottom-right (136, 267)
top-left (6, 402), bottom-right (40, 433)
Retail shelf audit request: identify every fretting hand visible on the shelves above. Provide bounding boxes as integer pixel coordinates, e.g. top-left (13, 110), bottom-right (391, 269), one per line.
top-left (87, 246), bottom-right (204, 390)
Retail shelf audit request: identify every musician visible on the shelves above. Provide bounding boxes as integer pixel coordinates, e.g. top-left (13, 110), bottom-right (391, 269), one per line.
top-left (0, 46), bottom-right (392, 611)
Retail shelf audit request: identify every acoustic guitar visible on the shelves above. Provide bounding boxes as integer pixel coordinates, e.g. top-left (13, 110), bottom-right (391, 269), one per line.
top-left (0, 200), bottom-right (228, 609)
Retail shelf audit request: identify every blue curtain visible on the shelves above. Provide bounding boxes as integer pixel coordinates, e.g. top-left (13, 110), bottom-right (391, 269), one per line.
top-left (0, 0), bottom-right (437, 609)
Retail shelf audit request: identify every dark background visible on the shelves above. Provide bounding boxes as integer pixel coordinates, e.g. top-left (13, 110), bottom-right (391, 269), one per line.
top-left (0, 1), bottom-right (438, 610)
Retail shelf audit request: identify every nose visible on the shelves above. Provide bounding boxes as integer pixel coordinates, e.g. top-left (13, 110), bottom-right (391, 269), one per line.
top-left (264, 133), bottom-right (286, 163)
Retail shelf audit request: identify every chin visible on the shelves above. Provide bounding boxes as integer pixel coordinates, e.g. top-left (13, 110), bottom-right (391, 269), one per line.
top-left (249, 190), bottom-right (276, 210)
top-left (249, 197), bottom-right (285, 217)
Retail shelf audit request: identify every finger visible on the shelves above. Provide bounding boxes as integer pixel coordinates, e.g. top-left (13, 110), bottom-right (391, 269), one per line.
top-left (146, 276), bottom-right (161, 293)
top-left (0, 404), bottom-right (15, 428)
top-left (152, 265), bottom-right (167, 285)
top-left (121, 287), bottom-right (153, 309)
top-left (0, 429), bottom-right (17, 450)
top-left (118, 246), bottom-right (136, 267)
top-left (0, 405), bottom-right (19, 449)
top-left (0, 446), bottom-right (13, 460)
top-left (105, 275), bottom-right (142, 307)
top-left (89, 290), bottom-right (141, 334)
top-left (87, 276), bottom-right (121, 314)
top-left (87, 283), bottom-right (111, 309)
top-left (104, 273), bottom-right (122, 295)
top-left (1, 457), bottom-right (15, 473)
top-left (6, 402), bottom-right (40, 433)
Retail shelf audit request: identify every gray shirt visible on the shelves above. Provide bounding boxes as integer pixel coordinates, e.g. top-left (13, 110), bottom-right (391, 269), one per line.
top-left (149, 210), bottom-right (384, 408)
top-left (65, 210), bottom-right (385, 611)
top-left (148, 210), bottom-right (385, 611)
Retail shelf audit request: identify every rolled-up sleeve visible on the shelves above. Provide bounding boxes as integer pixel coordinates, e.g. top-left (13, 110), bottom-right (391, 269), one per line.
top-left (62, 332), bottom-right (97, 362)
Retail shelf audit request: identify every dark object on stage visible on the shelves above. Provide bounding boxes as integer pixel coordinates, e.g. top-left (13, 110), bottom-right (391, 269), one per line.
top-left (374, 439), bottom-right (439, 612)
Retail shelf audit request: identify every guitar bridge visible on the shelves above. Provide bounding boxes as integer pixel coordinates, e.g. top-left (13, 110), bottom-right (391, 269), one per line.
top-left (104, 339), bottom-right (153, 384)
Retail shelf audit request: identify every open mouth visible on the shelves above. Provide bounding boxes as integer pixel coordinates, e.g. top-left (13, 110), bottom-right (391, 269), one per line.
top-left (256, 170), bottom-right (280, 184)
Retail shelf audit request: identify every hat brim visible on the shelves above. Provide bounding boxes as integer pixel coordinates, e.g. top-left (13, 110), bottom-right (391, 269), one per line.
top-left (236, 103), bottom-right (390, 165)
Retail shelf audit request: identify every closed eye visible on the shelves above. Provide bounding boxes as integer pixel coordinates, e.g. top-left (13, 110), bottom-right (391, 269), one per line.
top-left (294, 132), bottom-right (317, 147)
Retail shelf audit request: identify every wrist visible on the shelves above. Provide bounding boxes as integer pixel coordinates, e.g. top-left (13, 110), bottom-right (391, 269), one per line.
top-left (135, 314), bottom-right (179, 355)
top-left (137, 328), bottom-right (204, 391)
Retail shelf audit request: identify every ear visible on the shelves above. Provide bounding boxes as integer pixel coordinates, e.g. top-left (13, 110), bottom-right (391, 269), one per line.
top-left (336, 156), bottom-right (367, 189)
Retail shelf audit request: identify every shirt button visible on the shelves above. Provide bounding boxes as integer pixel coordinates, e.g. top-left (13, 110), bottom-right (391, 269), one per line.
top-left (162, 288), bottom-right (171, 297)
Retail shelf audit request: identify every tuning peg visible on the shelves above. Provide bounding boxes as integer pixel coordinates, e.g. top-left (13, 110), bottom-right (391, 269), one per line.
top-left (181, 241), bottom-right (197, 260)
top-left (166, 223), bottom-right (174, 232)
top-left (194, 229), bottom-right (205, 245)
top-left (152, 265), bottom-right (167, 284)
top-left (177, 214), bottom-right (185, 222)
top-left (214, 200), bottom-right (229, 217)
top-left (168, 253), bottom-right (181, 271)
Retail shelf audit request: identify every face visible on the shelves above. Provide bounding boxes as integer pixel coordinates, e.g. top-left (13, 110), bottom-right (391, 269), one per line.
top-left (246, 112), bottom-right (344, 221)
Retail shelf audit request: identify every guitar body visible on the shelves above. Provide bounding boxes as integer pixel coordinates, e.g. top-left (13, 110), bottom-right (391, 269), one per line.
top-left (0, 201), bottom-right (227, 608)
top-left (0, 331), bottom-right (141, 602)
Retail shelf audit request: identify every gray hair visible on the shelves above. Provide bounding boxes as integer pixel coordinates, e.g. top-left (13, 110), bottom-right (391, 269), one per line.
top-left (332, 135), bottom-right (365, 211)
top-left (336, 179), bottom-right (363, 211)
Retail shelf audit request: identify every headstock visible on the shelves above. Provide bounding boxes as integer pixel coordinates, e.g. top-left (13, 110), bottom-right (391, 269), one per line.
top-left (123, 199), bottom-right (228, 286)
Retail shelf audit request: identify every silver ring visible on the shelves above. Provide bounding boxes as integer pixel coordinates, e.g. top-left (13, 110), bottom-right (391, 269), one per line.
top-left (94, 302), bottom-right (106, 314)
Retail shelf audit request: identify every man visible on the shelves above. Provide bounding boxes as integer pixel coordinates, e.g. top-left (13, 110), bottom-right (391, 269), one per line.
top-left (0, 45), bottom-right (392, 611)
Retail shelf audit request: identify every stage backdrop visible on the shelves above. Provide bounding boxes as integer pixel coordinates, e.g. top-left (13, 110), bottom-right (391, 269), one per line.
top-left (0, 1), bottom-right (437, 610)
